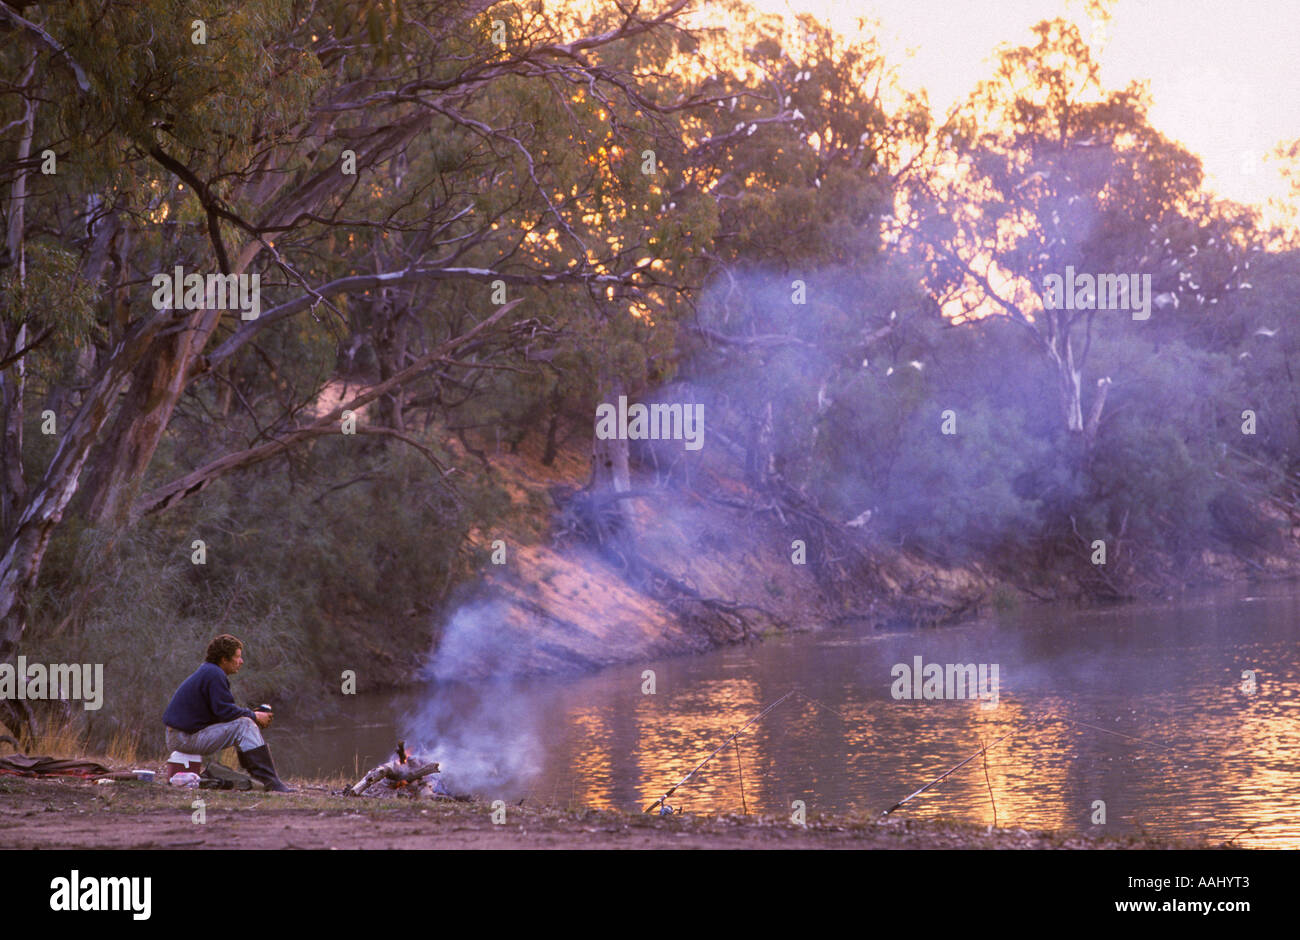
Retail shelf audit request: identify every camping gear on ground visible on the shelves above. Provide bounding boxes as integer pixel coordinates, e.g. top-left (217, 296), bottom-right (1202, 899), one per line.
top-left (169, 771), bottom-right (201, 788)
top-left (0, 754), bottom-right (112, 778)
top-left (199, 760), bottom-right (254, 791)
top-left (165, 750), bottom-right (203, 782)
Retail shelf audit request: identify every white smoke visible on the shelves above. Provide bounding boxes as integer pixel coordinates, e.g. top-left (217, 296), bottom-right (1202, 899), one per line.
top-left (401, 600), bottom-right (544, 794)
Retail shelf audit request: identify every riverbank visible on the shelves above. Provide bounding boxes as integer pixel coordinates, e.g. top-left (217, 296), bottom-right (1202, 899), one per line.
top-left (0, 774), bottom-right (1219, 850)
top-left (403, 428), bottom-right (1300, 683)
top-left (12, 425), bottom-right (1300, 758)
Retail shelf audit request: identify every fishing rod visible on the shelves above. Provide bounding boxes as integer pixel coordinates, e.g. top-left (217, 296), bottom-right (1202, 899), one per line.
top-left (879, 725), bottom-right (1024, 818)
top-left (1038, 714), bottom-right (1183, 752)
top-left (644, 689), bottom-right (798, 814)
top-left (880, 711), bottom-right (1187, 819)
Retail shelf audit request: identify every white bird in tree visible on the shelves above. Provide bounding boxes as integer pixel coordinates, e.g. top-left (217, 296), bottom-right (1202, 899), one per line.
top-left (1015, 170), bottom-right (1051, 190)
top-left (846, 508), bottom-right (876, 529)
top-left (817, 381), bottom-right (833, 413)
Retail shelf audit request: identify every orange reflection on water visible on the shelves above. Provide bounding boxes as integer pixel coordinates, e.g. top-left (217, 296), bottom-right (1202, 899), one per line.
top-left (1195, 682), bottom-right (1300, 849)
top-left (632, 679), bottom-right (767, 814)
top-left (561, 707), bottom-right (616, 809)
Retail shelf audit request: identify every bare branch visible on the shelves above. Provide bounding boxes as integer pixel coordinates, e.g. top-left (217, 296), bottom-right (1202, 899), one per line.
top-left (0, 2), bottom-right (91, 92)
top-left (137, 300), bottom-right (524, 517)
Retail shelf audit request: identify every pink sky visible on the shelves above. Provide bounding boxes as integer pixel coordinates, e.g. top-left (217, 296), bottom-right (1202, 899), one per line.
top-left (752, 0), bottom-right (1299, 223)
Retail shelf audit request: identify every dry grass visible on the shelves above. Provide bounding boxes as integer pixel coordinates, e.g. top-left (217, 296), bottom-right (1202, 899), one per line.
top-left (1, 719), bottom-right (357, 789)
top-left (7, 713), bottom-right (147, 769)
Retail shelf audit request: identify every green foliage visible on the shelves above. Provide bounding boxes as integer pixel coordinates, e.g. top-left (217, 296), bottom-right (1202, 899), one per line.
top-left (5, 0), bottom-right (1300, 682)
top-left (0, 243), bottom-right (99, 348)
top-left (1084, 422), bottom-right (1215, 553)
top-left (60, 0), bottom-right (322, 161)
top-left (879, 401), bottom-right (1055, 558)
top-left (1212, 249), bottom-right (1300, 461)
top-left (1078, 338), bottom-right (1234, 552)
top-left (26, 430), bottom-right (510, 748)
top-left (28, 518), bottom-right (305, 750)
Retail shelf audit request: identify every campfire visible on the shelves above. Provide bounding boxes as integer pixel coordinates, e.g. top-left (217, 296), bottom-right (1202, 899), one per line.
top-left (347, 741), bottom-right (449, 800)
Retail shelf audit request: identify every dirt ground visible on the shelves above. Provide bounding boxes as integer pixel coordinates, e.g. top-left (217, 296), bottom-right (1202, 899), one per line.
top-left (0, 775), bottom-right (1214, 850)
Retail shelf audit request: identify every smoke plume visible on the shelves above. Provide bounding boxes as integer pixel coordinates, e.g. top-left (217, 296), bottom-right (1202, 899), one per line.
top-left (401, 599), bottom-right (544, 795)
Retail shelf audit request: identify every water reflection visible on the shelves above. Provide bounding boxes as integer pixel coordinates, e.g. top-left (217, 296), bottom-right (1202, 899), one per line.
top-left (279, 585), bottom-right (1300, 847)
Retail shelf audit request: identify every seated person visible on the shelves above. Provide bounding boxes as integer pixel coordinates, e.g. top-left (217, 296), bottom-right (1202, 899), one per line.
top-left (163, 634), bottom-right (293, 792)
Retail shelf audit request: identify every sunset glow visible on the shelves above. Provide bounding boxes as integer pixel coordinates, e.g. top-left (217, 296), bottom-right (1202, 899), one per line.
top-left (743, 0), bottom-right (1298, 226)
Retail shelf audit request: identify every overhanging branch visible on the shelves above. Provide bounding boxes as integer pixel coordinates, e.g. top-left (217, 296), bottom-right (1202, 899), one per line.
top-left (201, 267), bottom-right (636, 374)
top-left (0, 2), bottom-right (91, 93)
top-left (137, 300), bottom-right (523, 517)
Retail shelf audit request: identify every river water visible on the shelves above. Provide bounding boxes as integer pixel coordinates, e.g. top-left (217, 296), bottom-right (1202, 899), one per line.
top-left (276, 584), bottom-right (1300, 847)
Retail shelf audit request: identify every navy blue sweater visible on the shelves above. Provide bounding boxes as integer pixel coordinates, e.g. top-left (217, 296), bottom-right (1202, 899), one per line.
top-left (163, 662), bottom-right (255, 733)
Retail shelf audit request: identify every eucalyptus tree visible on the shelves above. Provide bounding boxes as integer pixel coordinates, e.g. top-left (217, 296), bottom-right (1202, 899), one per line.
top-left (673, 9), bottom-right (930, 498)
top-left (902, 18), bottom-right (1251, 446)
top-left (0, 0), bottom-right (722, 735)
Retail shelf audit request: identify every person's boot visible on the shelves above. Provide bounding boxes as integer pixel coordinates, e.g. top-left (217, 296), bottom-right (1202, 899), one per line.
top-left (237, 745), bottom-right (294, 792)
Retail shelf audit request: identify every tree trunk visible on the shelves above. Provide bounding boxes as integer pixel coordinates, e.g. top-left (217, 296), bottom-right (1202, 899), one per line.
top-left (0, 313), bottom-right (168, 665)
top-left (591, 381), bottom-right (631, 494)
top-left (0, 323), bottom-right (26, 537)
top-left (76, 228), bottom-right (270, 527)
top-left (1084, 376), bottom-right (1112, 445)
top-left (745, 400), bottom-right (776, 487)
top-left (77, 232), bottom-right (271, 525)
top-left (542, 389), bottom-right (562, 466)
top-left (1, 55), bottom-right (37, 539)
top-left (1048, 338), bottom-right (1085, 434)
top-left (78, 306), bottom-right (223, 526)
top-left (372, 293), bottom-right (409, 432)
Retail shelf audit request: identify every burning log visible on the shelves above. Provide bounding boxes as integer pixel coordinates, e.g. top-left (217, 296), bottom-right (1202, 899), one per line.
top-left (346, 742), bottom-right (443, 798)
top-left (346, 759), bottom-right (440, 796)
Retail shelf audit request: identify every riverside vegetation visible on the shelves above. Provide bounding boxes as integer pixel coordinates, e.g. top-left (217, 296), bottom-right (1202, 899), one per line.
top-left (2, 3), bottom-right (1300, 762)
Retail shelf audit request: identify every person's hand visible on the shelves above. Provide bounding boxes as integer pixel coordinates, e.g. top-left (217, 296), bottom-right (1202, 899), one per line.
top-left (253, 710), bottom-right (272, 729)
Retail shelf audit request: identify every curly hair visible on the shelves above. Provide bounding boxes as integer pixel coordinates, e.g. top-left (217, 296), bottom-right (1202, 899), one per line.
top-left (204, 634), bottom-right (244, 665)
